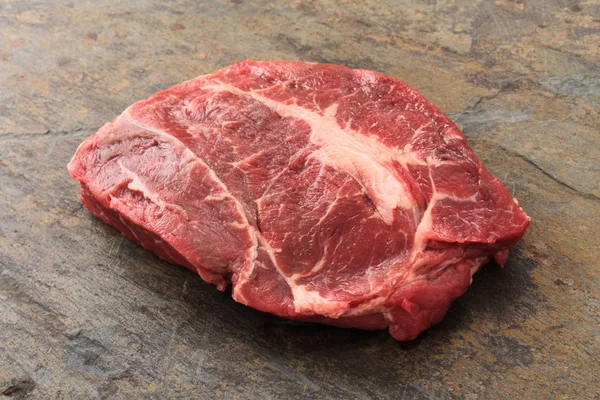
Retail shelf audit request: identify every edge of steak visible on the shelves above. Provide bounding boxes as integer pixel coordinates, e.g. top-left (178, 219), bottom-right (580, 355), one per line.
top-left (68, 60), bottom-right (530, 340)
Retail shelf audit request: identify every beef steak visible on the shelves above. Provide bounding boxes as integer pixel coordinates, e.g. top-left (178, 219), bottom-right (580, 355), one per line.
top-left (68, 60), bottom-right (530, 340)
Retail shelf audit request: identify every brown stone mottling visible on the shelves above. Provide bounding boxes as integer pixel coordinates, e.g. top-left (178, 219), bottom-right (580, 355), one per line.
top-left (0, 1), bottom-right (598, 399)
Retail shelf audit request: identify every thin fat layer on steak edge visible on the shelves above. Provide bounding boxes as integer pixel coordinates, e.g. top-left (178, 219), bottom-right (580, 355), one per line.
top-left (68, 60), bottom-right (530, 340)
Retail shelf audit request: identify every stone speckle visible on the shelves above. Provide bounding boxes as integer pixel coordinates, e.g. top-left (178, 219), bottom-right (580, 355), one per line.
top-left (0, 1), bottom-right (599, 399)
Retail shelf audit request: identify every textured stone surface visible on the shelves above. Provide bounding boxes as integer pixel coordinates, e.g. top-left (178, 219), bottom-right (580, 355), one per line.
top-left (1, 1), bottom-right (599, 399)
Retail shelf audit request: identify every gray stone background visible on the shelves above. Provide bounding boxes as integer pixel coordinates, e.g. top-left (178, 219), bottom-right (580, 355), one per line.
top-left (0, 1), bottom-right (599, 399)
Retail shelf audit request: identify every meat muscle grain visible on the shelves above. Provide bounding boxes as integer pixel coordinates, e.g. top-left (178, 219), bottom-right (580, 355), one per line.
top-left (68, 60), bottom-right (530, 340)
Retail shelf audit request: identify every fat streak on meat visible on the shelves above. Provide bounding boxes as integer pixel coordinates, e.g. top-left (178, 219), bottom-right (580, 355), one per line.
top-left (68, 60), bottom-right (530, 340)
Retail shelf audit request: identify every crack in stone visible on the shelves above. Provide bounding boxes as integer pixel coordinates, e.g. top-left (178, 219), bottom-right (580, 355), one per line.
top-left (473, 138), bottom-right (599, 202)
top-left (448, 90), bottom-right (504, 121)
top-left (449, 92), bottom-right (530, 134)
top-left (0, 127), bottom-right (97, 141)
top-left (538, 43), bottom-right (593, 64)
top-left (506, 149), bottom-right (600, 202)
top-left (1, 376), bottom-right (36, 397)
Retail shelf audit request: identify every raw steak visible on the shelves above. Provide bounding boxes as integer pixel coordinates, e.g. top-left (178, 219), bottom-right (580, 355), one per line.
top-left (68, 60), bottom-right (530, 340)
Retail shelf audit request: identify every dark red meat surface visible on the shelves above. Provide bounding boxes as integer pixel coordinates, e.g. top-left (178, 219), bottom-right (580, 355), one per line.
top-left (68, 60), bottom-right (530, 340)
